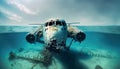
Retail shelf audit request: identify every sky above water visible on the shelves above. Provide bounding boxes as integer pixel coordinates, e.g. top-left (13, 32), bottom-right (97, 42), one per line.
top-left (0, 0), bottom-right (120, 25)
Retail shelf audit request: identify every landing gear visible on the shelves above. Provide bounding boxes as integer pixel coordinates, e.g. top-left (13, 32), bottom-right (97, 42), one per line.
top-left (65, 38), bottom-right (74, 51)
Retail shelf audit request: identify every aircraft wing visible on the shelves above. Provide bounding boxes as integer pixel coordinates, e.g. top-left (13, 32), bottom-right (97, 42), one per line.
top-left (29, 22), bottom-right (80, 26)
top-left (66, 22), bottom-right (80, 26)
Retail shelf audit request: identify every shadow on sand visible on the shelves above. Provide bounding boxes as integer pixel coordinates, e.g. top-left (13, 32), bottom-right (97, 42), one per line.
top-left (54, 49), bottom-right (92, 69)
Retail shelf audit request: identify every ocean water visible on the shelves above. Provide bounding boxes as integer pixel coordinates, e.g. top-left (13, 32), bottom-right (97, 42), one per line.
top-left (0, 26), bottom-right (120, 69)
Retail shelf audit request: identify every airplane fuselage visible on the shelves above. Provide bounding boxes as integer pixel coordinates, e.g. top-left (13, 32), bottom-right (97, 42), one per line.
top-left (43, 19), bottom-right (67, 50)
top-left (26, 19), bottom-right (86, 52)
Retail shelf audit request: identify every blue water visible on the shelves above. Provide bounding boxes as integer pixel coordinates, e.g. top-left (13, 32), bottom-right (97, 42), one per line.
top-left (0, 26), bottom-right (120, 69)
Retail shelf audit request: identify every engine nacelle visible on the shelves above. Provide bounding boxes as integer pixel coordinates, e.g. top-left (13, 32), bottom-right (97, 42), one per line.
top-left (26, 31), bottom-right (43, 43)
top-left (26, 33), bottom-right (36, 43)
top-left (67, 26), bottom-right (86, 43)
top-left (75, 32), bottom-right (86, 42)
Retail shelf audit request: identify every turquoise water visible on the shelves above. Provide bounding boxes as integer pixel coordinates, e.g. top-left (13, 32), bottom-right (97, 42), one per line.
top-left (0, 26), bottom-right (120, 69)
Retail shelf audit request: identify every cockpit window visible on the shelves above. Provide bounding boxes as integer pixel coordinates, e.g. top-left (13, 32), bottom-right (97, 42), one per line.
top-left (56, 21), bottom-right (62, 26)
top-left (49, 22), bottom-right (53, 26)
top-left (45, 22), bottom-right (48, 27)
top-left (62, 20), bottom-right (66, 26)
top-left (45, 20), bottom-right (66, 27)
top-left (45, 22), bottom-right (55, 27)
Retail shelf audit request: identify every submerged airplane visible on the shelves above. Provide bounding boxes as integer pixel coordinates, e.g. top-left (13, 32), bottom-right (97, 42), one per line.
top-left (8, 19), bottom-right (86, 69)
top-left (8, 19), bottom-right (118, 69)
top-left (9, 19), bottom-right (116, 69)
top-left (26, 19), bottom-right (86, 52)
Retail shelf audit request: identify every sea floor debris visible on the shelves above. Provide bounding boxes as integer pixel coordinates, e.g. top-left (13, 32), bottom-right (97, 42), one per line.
top-left (8, 48), bottom-right (54, 69)
top-left (8, 47), bottom-right (119, 69)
